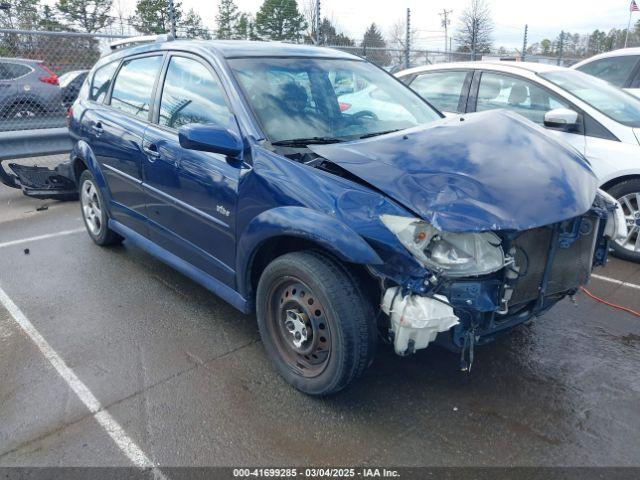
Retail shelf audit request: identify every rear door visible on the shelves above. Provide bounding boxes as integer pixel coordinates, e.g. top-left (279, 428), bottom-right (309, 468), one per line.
top-left (90, 54), bottom-right (164, 234)
top-left (470, 70), bottom-right (586, 154)
top-left (141, 53), bottom-right (242, 286)
top-left (406, 70), bottom-right (472, 115)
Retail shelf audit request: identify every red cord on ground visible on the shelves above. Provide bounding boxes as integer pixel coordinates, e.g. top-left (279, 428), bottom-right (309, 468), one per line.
top-left (580, 286), bottom-right (640, 318)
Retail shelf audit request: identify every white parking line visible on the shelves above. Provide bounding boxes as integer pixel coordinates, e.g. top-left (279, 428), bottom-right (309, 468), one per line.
top-left (0, 228), bottom-right (85, 249)
top-left (591, 273), bottom-right (640, 291)
top-left (0, 286), bottom-right (167, 478)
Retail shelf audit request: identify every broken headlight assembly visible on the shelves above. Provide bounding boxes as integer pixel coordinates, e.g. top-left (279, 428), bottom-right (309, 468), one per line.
top-left (380, 214), bottom-right (506, 277)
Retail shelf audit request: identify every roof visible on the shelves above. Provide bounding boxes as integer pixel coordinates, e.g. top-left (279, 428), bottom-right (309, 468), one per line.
top-left (572, 47), bottom-right (640, 68)
top-left (0, 57), bottom-right (42, 64)
top-left (396, 60), bottom-right (567, 77)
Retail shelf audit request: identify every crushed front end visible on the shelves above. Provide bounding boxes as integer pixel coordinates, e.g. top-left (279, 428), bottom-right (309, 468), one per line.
top-left (375, 192), bottom-right (625, 370)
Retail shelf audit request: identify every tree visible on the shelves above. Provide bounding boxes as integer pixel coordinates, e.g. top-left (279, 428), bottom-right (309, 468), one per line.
top-left (388, 17), bottom-right (416, 68)
top-left (0, 0), bottom-right (41, 30)
top-left (130, 0), bottom-right (183, 35)
top-left (39, 4), bottom-right (66, 31)
top-left (454, 0), bottom-right (493, 58)
top-left (182, 8), bottom-right (210, 39)
top-left (255, 0), bottom-right (307, 41)
top-left (360, 23), bottom-right (390, 66)
top-left (540, 38), bottom-right (552, 55)
top-left (55, 0), bottom-right (113, 33)
top-left (215, 0), bottom-right (239, 39)
top-left (234, 12), bottom-right (257, 40)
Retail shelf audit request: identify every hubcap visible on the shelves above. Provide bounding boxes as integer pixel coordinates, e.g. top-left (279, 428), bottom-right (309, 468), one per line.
top-left (81, 179), bottom-right (102, 236)
top-left (616, 192), bottom-right (640, 253)
top-left (267, 279), bottom-right (331, 378)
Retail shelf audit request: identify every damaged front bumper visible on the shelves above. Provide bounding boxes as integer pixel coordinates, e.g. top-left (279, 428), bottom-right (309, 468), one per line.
top-left (377, 197), bottom-right (620, 368)
top-left (0, 158), bottom-right (77, 200)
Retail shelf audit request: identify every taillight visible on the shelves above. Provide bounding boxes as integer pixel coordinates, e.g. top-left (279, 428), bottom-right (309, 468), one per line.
top-left (39, 64), bottom-right (59, 85)
top-left (339, 102), bottom-right (351, 112)
top-left (66, 106), bottom-right (73, 126)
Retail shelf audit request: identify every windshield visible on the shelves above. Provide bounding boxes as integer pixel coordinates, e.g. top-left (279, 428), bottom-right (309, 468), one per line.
top-left (228, 57), bottom-right (441, 143)
top-left (540, 69), bottom-right (640, 128)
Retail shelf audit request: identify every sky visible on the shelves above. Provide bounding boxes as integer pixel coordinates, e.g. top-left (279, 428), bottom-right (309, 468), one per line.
top-left (171, 0), bottom-right (640, 50)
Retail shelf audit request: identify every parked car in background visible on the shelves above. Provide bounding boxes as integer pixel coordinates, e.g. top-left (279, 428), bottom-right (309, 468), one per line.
top-left (572, 48), bottom-right (640, 98)
top-left (397, 62), bottom-right (640, 262)
top-left (0, 57), bottom-right (64, 119)
top-left (63, 38), bottom-right (625, 395)
top-left (59, 69), bottom-right (88, 107)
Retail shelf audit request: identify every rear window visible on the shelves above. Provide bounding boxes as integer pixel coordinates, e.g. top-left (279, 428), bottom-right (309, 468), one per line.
top-left (90, 61), bottom-right (119, 102)
top-left (110, 55), bottom-right (162, 119)
top-left (0, 62), bottom-right (32, 80)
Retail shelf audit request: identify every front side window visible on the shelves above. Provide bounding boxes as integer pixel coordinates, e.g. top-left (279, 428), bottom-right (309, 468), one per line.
top-left (541, 69), bottom-right (640, 128)
top-left (229, 57), bottom-right (441, 143)
top-left (90, 61), bottom-right (119, 102)
top-left (409, 71), bottom-right (469, 113)
top-left (110, 56), bottom-right (162, 119)
top-left (476, 72), bottom-right (569, 125)
top-left (576, 56), bottom-right (639, 87)
top-left (159, 56), bottom-right (232, 129)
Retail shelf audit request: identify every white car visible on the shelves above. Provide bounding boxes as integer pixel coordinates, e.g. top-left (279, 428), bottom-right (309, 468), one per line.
top-left (572, 48), bottom-right (640, 98)
top-left (396, 61), bottom-right (640, 262)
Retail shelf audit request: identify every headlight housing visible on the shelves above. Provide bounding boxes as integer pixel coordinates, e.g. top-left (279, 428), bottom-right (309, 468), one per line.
top-left (380, 215), bottom-right (506, 277)
top-left (598, 189), bottom-right (627, 241)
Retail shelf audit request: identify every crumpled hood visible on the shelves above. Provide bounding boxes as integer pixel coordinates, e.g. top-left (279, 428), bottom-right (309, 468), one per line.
top-left (310, 110), bottom-right (598, 232)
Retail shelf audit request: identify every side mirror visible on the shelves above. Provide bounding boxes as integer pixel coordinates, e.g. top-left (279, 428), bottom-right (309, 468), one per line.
top-left (178, 123), bottom-right (243, 158)
top-left (544, 108), bottom-right (580, 131)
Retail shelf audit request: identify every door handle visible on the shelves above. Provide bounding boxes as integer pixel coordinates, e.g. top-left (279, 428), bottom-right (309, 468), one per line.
top-left (91, 122), bottom-right (103, 135)
top-left (143, 141), bottom-right (161, 160)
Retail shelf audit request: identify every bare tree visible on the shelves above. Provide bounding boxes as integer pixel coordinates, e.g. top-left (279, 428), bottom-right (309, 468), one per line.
top-left (454, 0), bottom-right (493, 58)
top-left (387, 18), bottom-right (416, 69)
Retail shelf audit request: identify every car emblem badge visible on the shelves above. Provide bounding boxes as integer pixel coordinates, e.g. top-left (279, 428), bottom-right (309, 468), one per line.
top-left (216, 205), bottom-right (230, 217)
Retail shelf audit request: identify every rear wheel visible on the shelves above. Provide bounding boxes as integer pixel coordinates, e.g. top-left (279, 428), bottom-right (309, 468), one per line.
top-left (79, 170), bottom-right (122, 246)
top-left (607, 179), bottom-right (640, 263)
top-left (256, 251), bottom-right (376, 395)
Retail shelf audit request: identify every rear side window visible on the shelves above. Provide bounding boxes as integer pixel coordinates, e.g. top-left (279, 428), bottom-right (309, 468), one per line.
top-left (576, 56), bottom-right (639, 87)
top-left (409, 71), bottom-right (469, 113)
top-left (110, 55), bottom-right (162, 119)
top-left (158, 56), bottom-right (231, 129)
top-left (90, 61), bottom-right (119, 102)
top-left (0, 62), bottom-right (31, 80)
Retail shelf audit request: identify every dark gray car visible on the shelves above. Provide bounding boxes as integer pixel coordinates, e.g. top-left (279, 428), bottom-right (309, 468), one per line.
top-left (0, 57), bottom-right (65, 120)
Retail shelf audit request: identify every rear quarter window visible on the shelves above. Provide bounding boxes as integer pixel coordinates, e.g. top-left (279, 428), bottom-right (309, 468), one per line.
top-left (576, 56), bottom-right (640, 88)
top-left (90, 61), bottom-right (120, 103)
top-left (0, 62), bottom-right (32, 80)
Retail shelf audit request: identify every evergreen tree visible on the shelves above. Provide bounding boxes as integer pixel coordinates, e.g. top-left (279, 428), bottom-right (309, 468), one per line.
top-left (255, 0), bottom-right (306, 41)
top-left (0, 0), bottom-right (41, 29)
top-left (215, 0), bottom-right (239, 39)
top-left (234, 12), bottom-right (257, 40)
top-left (310, 17), bottom-right (353, 46)
top-left (182, 8), bottom-right (210, 39)
top-left (130, 0), bottom-right (182, 35)
top-left (39, 4), bottom-right (66, 31)
top-left (56, 0), bottom-right (113, 33)
top-left (360, 23), bottom-right (390, 66)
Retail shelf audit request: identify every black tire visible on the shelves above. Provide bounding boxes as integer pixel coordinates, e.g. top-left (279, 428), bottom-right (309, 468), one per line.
top-left (256, 251), bottom-right (376, 396)
top-left (78, 169), bottom-right (123, 246)
top-left (606, 179), bottom-right (640, 263)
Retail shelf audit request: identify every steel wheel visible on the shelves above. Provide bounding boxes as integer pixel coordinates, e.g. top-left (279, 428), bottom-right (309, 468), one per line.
top-left (265, 277), bottom-right (332, 378)
top-left (81, 178), bottom-right (103, 236)
top-left (616, 192), bottom-right (640, 254)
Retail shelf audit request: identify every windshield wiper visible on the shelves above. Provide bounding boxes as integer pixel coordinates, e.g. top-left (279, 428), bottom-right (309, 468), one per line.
top-left (357, 129), bottom-right (402, 139)
top-left (271, 137), bottom-right (344, 147)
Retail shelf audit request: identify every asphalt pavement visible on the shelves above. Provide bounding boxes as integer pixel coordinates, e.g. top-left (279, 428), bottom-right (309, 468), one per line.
top-left (1, 167), bottom-right (639, 471)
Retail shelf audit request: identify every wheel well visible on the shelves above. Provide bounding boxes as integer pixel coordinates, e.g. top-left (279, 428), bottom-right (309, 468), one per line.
top-left (72, 157), bottom-right (88, 183)
top-left (600, 174), bottom-right (640, 191)
top-left (247, 236), bottom-right (381, 311)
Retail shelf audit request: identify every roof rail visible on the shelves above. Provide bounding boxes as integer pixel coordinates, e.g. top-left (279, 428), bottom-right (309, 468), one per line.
top-left (109, 34), bottom-right (174, 51)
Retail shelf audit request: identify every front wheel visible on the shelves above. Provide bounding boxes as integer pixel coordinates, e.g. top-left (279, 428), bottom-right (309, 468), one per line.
top-left (256, 251), bottom-right (376, 396)
top-left (607, 179), bottom-right (640, 263)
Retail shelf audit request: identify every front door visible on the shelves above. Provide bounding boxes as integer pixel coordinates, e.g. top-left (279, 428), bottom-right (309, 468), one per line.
top-left (142, 54), bottom-right (241, 287)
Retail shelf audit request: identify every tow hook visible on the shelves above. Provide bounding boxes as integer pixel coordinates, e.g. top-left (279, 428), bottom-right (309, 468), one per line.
top-left (459, 326), bottom-right (476, 372)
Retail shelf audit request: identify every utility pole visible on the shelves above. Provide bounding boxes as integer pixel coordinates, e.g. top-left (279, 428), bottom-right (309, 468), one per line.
top-left (439, 9), bottom-right (452, 53)
top-left (405, 8), bottom-right (411, 69)
top-left (521, 24), bottom-right (528, 61)
top-left (167, 0), bottom-right (177, 38)
top-left (315, 0), bottom-right (321, 45)
top-left (557, 30), bottom-right (564, 66)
